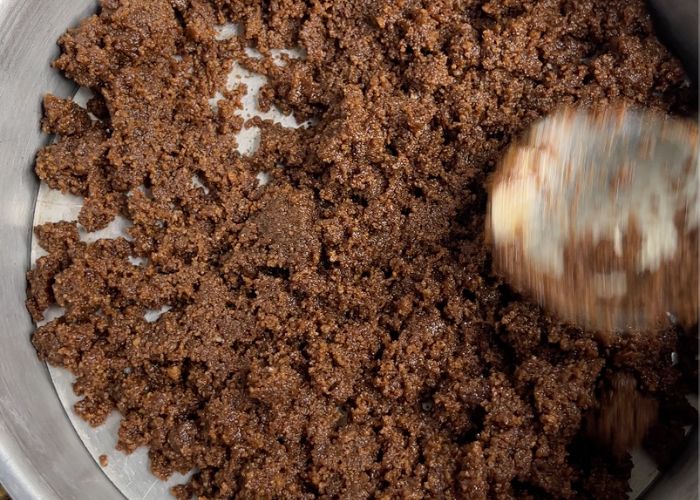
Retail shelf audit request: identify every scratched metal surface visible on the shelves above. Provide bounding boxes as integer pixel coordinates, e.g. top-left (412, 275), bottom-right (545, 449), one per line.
top-left (0, 1), bottom-right (122, 499)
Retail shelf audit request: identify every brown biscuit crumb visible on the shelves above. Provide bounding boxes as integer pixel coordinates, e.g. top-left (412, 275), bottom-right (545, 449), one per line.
top-left (28, 0), bottom-right (696, 498)
top-left (42, 94), bottom-right (93, 136)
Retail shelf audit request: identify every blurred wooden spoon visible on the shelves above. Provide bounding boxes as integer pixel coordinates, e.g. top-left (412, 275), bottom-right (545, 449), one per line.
top-left (488, 106), bottom-right (698, 333)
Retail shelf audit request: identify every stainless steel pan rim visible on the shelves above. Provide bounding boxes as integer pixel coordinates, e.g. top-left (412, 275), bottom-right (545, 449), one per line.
top-left (0, 1), bottom-right (121, 498)
top-left (0, 1), bottom-right (695, 499)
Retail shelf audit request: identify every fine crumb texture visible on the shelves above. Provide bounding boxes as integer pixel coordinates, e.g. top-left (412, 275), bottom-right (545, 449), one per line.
top-left (28, 0), bottom-right (697, 498)
top-left (99, 454), bottom-right (109, 467)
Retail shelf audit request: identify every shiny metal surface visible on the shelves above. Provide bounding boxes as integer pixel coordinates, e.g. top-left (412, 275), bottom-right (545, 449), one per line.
top-left (0, 1), bottom-right (696, 499)
top-left (0, 1), bottom-right (121, 498)
top-left (644, 428), bottom-right (698, 500)
top-left (647, 0), bottom-right (699, 84)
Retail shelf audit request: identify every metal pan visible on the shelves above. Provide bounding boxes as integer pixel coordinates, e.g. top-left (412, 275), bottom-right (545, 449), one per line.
top-left (0, 1), bottom-right (696, 498)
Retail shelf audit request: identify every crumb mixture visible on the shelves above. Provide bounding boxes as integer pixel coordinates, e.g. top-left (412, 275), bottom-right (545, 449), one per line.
top-left (28, 0), bottom-right (697, 498)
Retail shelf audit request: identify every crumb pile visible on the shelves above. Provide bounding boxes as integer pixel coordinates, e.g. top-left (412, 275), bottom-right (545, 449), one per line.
top-left (28, 0), bottom-right (697, 498)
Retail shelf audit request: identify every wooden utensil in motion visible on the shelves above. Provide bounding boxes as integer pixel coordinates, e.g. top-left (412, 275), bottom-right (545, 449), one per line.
top-left (488, 106), bottom-right (698, 333)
